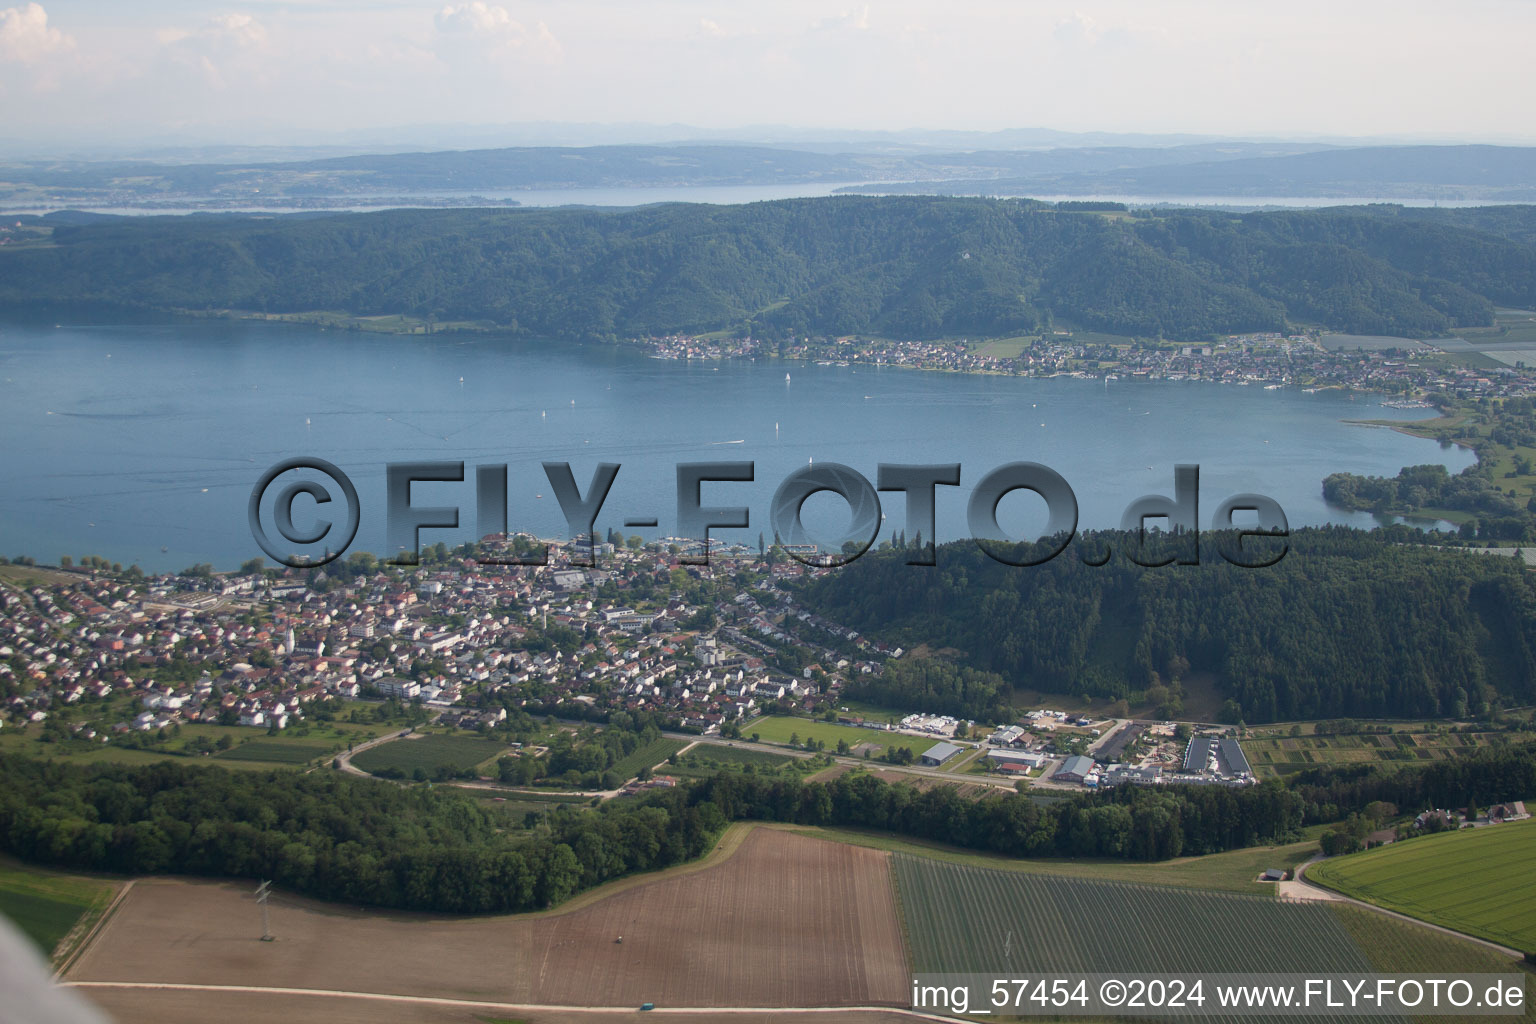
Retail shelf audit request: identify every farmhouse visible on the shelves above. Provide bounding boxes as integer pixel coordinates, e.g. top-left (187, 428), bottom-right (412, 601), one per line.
top-left (1490, 801), bottom-right (1529, 821)
top-left (920, 741), bottom-right (964, 767)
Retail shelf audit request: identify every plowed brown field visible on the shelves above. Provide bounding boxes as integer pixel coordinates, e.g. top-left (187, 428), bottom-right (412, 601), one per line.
top-left (66, 827), bottom-right (909, 1019)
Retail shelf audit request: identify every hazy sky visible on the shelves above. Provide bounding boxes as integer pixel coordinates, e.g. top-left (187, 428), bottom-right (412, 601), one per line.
top-left (3, 0), bottom-right (1534, 150)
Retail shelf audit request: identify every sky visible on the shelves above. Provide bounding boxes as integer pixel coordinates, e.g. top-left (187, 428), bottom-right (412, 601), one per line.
top-left (2, 0), bottom-right (1535, 153)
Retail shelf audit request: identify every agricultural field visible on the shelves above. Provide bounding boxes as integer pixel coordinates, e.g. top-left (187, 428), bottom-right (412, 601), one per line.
top-left (214, 740), bottom-right (333, 765)
top-left (970, 335), bottom-right (1035, 359)
top-left (80, 988), bottom-right (919, 1024)
top-left (893, 854), bottom-right (1376, 977)
top-left (686, 743), bottom-right (797, 769)
top-left (0, 857), bottom-right (115, 960)
top-left (0, 716), bottom-right (410, 770)
top-left (1241, 729), bottom-right (1531, 777)
top-left (658, 742), bottom-right (809, 781)
top-left (350, 732), bottom-right (510, 777)
top-left (63, 828), bottom-right (908, 1010)
top-left (1330, 902), bottom-right (1530, 977)
top-left (607, 737), bottom-right (687, 780)
top-left (744, 716), bottom-right (939, 757)
top-left (797, 824), bottom-right (1318, 894)
top-left (1309, 819), bottom-right (1536, 952)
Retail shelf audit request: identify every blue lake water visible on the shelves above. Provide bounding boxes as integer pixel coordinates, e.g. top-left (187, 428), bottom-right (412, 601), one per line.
top-left (0, 319), bottom-right (1475, 572)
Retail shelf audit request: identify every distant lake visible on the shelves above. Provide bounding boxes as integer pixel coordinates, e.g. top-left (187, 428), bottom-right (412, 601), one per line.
top-left (9, 183), bottom-right (1512, 216)
top-left (0, 319), bottom-right (1474, 572)
top-left (9, 182), bottom-right (875, 217)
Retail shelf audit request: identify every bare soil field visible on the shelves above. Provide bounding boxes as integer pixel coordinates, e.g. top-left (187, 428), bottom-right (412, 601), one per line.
top-left (64, 828), bottom-right (908, 1014)
top-left (77, 987), bottom-right (920, 1024)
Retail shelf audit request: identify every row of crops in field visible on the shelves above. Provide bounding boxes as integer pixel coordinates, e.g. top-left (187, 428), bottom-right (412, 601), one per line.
top-left (350, 733), bottom-right (509, 775)
top-left (687, 743), bottom-right (797, 768)
top-left (891, 852), bottom-right (1379, 974)
top-left (891, 854), bottom-right (1417, 1022)
top-left (607, 737), bottom-right (687, 780)
top-left (1310, 819), bottom-right (1536, 953)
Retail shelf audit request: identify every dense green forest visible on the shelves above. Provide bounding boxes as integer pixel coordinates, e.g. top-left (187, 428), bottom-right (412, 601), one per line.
top-left (0, 752), bottom-right (1304, 912)
top-left (4, 197), bottom-right (1533, 340)
top-left (798, 528), bottom-right (1536, 723)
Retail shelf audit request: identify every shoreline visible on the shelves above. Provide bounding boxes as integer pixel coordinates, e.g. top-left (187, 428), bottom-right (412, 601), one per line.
top-left (163, 308), bottom-right (1478, 400)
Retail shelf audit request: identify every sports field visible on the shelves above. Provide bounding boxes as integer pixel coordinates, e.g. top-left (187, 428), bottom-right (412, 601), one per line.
top-left (350, 733), bottom-right (511, 776)
top-left (1309, 819), bottom-right (1536, 952)
top-left (63, 828), bottom-right (908, 1010)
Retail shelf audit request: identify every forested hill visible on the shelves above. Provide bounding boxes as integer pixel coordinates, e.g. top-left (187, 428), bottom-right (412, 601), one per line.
top-left (3, 197), bottom-right (1534, 340)
top-left (797, 528), bottom-right (1536, 724)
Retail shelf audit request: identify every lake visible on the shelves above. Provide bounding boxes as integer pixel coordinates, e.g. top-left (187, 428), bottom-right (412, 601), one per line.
top-left (10, 183), bottom-right (1510, 217)
top-left (0, 319), bottom-right (1474, 572)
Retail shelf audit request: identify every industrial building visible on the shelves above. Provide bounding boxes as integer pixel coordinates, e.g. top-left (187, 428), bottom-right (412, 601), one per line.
top-left (1053, 754), bottom-right (1097, 784)
top-left (920, 741), bottom-right (964, 766)
top-left (986, 749), bottom-right (1047, 772)
top-left (1182, 735), bottom-right (1252, 780)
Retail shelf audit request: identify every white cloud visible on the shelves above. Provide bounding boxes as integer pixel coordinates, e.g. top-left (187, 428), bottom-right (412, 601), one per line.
top-left (436, 2), bottom-right (519, 36)
top-left (207, 13), bottom-right (267, 49)
top-left (1054, 11), bottom-right (1096, 45)
top-left (152, 12), bottom-right (270, 92)
top-left (0, 3), bottom-right (73, 64)
top-left (434, 2), bottom-right (561, 65)
top-left (814, 5), bottom-right (871, 33)
top-left (157, 12), bottom-right (269, 53)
